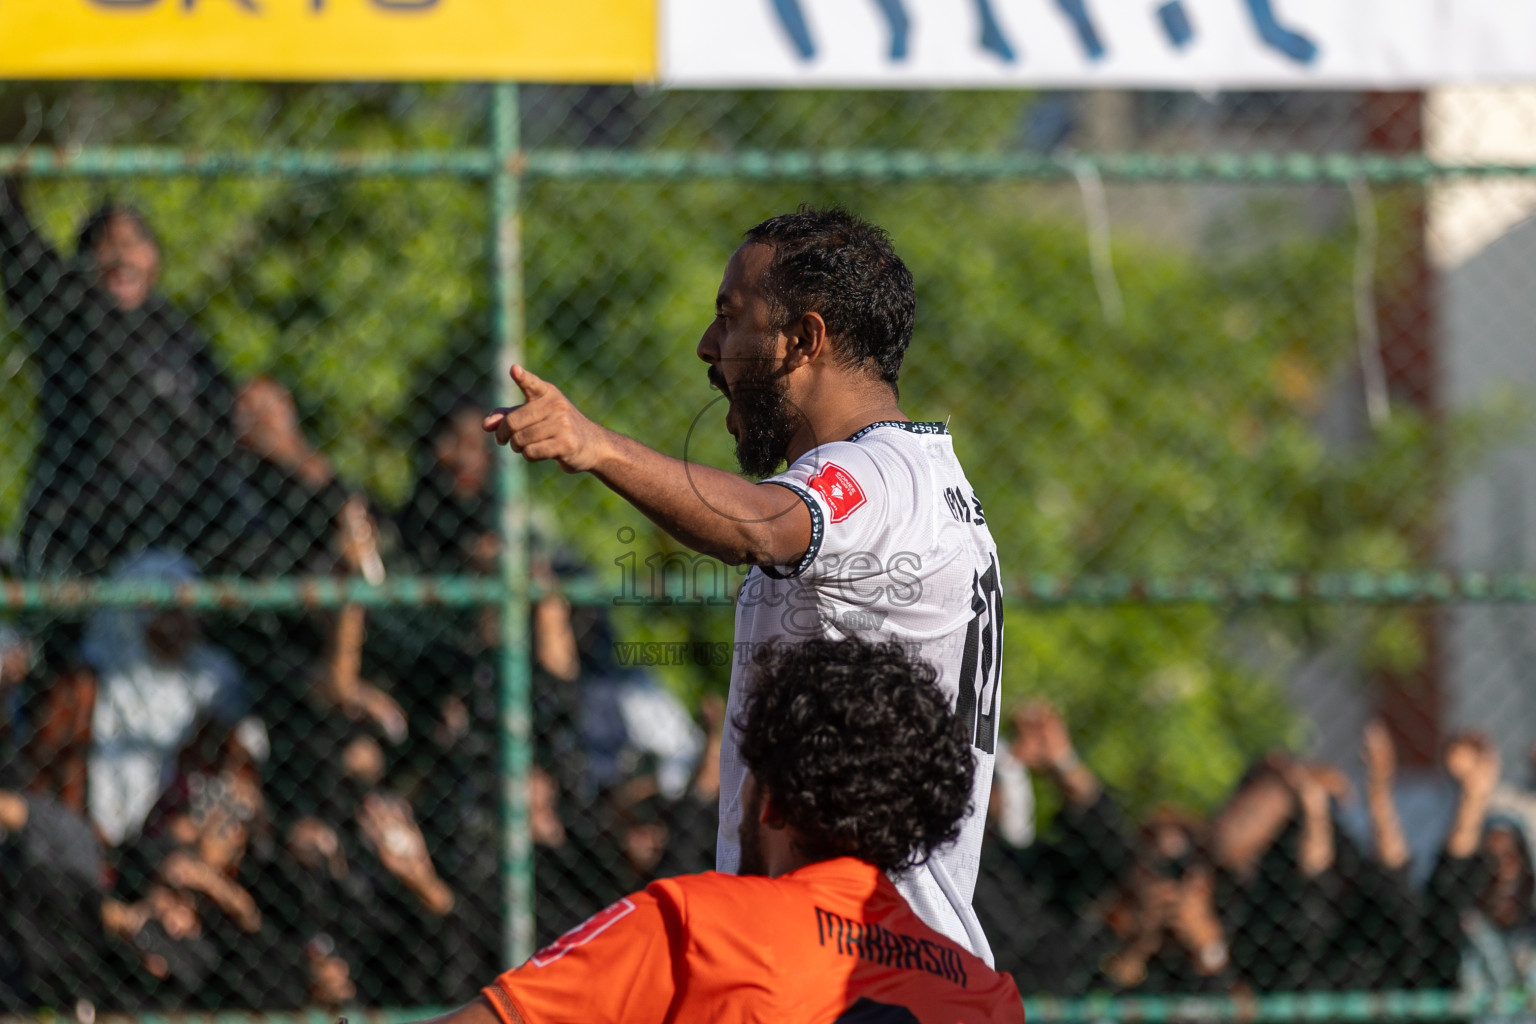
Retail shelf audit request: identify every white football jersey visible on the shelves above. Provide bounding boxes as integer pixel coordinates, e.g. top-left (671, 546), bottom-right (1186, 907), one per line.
top-left (716, 420), bottom-right (1003, 964)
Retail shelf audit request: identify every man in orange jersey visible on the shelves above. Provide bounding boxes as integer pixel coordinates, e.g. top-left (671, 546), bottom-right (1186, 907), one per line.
top-left (413, 638), bottom-right (1023, 1024)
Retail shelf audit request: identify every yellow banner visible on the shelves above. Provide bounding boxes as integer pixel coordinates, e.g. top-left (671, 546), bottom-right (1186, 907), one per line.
top-left (0, 0), bottom-right (655, 81)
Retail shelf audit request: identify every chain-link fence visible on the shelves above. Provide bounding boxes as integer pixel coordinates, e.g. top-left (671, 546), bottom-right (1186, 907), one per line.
top-left (2, 82), bottom-right (1536, 1019)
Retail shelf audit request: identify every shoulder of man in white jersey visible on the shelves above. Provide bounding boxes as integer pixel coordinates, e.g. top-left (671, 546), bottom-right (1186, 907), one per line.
top-left (763, 423), bottom-right (946, 580)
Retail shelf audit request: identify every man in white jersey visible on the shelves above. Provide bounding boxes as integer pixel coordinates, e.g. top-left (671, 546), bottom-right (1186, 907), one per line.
top-left (483, 206), bottom-right (1002, 962)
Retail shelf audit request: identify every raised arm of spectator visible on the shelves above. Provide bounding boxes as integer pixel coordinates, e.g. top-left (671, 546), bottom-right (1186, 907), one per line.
top-left (1362, 720), bottom-right (1410, 871)
top-left (1279, 759), bottom-right (1341, 878)
top-left (1444, 733), bottom-right (1500, 859)
top-left (690, 694), bottom-right (726, 803)
top-left (531, 562), bottom-right (579, 683)
top-left (0, 789), bottom-right (26, 832)
top-left (313, 497), bottom-right (408, 741)
top-left (358, 793), bottom-right (455, 916)
top-left (315, 602), bottom-right (406, 744)
top-left (160, 848), bottom-right (263, 933)
top-left (1418, 734), bottom-right (1503, 988)
top-left (1211, 764), bottom-right (1294, 883)
top-left (1013, 700), bottom-right (1133, 903)
top-left (316, 495), bottom-right (374, 702)
top-left (1013, 700), bottom-right (1098, 807)
top-left (1350, 722), bottom-right (1431, 989)
top-left (0, 177), bottom-right (73, 320)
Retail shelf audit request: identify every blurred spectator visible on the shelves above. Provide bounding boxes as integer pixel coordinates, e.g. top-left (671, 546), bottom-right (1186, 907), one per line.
top-left (1354, 721), bottom-right (1426, 990)
top-left (612, 778), bottom-right (672, 884)
top-left (98, 872), bottom-right (223, 1008)
top-left (567, 587), bottom-right (704, 805)
top-left (225, 381), bottom-right (402, 787)
top-left (0, 179), bottom-right (247, 577)
top-left (399, 393), bottom-right (498, 578)
top-left (395, 392), bottom-right (506, 739)
top-left (274, 729), bottom-right (459, 1006)
top-left (654, 692), bottom-right (726, 878)
top-left (0, 625), bottom-right (31, 789)
top-left (265, 592), bottom-right (465, 1007)
top-left (235, 376), bottom-right (338, 493)
top-left (1209, 748), bottom-right (1420, 992)
top-left (79, 550), bottom-right (247, 847)
top-left (133, 713), bottom-right (318, 1008)
top-left (1420, 733), bottom-right (1536, 1010)
top-left (531, 560), bottom-right (599, 797)
top-left (25, 651), bottom-right (94, 811)
top-left (1101, 809), bottom-right (1232, 993)
top-left (580, 670), bottom-right (703, 803)
top-left (225, 376), bottom-right (351, 579)
top-left (0, 788), bottom-right (114, 1008)
top-left (1209, 754), bottom-right (1340, 990)
top-left (270, 589), bottom-right (406, 832)
top-left (264, 507), bottom-right (404, 813)
top-left (268, 816), bottom-right (367, 1008)
top-left (529, 764), bottom-right (622, 946)
top-left (0, 788), bottom-right (221, 1011)
top-left (975, 701), bottom-right (1132, 995)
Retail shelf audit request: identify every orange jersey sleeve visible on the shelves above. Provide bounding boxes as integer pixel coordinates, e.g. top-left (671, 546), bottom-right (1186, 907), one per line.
top-left (483, 892), bottom-right (682, 1024)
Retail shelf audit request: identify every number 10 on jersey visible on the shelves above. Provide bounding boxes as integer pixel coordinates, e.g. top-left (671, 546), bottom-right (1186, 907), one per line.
top-left (955, 557), bottom-right (1003, 754)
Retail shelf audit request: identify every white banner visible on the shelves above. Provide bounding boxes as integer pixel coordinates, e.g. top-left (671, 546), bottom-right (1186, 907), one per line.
top-left (663, 0), bottom-right (1536, 88)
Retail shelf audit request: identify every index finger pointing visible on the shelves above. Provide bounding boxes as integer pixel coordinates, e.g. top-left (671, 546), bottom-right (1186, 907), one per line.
top-left (510, 364), bottom-right (550, 400)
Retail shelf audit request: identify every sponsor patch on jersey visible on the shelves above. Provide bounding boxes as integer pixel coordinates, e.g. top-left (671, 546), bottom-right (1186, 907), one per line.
top-left (531, 898), bottom-right (636, 966)
top-left (835, 609), bottom-right (888, 632)
top-left (808, 463), bottom-right (867, 523)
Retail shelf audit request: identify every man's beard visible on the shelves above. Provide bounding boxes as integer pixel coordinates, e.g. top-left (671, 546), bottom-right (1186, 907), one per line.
top-left (737, 783), bottom-right (769, 877)
top-left (725, 361), bottom-right (800, 479)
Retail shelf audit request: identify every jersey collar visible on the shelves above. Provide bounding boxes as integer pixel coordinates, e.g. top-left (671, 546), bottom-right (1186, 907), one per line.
top-left (845, 420), bottom-right (949, 442)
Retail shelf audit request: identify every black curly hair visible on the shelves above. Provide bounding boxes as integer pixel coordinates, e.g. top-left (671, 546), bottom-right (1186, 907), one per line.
top-left (736, 639), bottom-right (974, 873)
top-left (743, 206), bottom-right (916, 392)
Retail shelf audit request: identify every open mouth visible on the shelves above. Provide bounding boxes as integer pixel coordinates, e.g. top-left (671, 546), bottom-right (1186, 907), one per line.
top-left (104, 267), bottom-right (141, 291)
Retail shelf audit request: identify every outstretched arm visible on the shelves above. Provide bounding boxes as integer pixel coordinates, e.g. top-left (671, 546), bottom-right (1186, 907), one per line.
top-left (1444, 733), bottom-right (1500, 859)
top-left (484, 365), bottom-right (811, 566)
top-left (0, 177), bottom-right (71, 319)
top-left (1362, 720), bottom-right (1410, 871)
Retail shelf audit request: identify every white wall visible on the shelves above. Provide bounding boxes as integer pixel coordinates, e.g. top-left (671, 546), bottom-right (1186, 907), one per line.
top-left (1432, 86), bottom-right (1536, 774)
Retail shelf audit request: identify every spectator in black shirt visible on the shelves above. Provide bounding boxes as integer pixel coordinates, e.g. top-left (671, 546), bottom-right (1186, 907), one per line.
top-left (1209, 750), bottom-right (1411, 993)
top-left (1420, 733), bottom-right (1536, 1001)
top-left (0, 179), bottom-right (247, 577)
top-left (1100, 809), bottom-right (1234, 994)
top-left (974, 702), bottom-right (1131, 995)
top-left (0, 789), bottom-right (222, 1012)
top-left (226, 375), bottom-right (350, 579)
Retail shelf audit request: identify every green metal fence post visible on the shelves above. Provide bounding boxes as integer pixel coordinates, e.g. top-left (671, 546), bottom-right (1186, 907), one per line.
top-left (491, 80), bottom-right (534, 967)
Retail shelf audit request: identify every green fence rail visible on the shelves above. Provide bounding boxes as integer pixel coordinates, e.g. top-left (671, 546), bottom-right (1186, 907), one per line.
top-left (4, 989), bottom-right (1528, 1024)
top-left (1025, 990), bottom-right (1536, 1024)
top-left (8, 571), bottom-right (1536, 611)
top-left (3, 147), bottom-right (1536, 183)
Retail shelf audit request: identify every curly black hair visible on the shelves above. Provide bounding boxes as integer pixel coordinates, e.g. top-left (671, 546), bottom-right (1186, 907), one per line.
top-left (743, 206), bottom-right (916, 391)
top-left (736, 639), bottom-right (974, 873)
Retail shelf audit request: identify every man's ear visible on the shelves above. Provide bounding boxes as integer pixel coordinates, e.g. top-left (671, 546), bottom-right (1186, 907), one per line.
top-left (759, 788), bottom-right (788, 830)
top-left (783, 310), bottom-right (828, 370)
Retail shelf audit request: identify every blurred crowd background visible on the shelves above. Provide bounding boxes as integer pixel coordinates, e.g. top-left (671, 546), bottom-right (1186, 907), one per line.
top-left (3, 81), bottom-right (1536, 1012)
